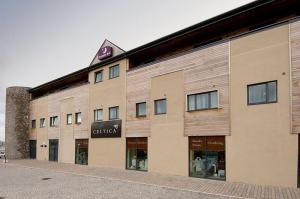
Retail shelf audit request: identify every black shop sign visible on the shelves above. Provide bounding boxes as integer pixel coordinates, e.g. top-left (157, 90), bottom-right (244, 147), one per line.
top-left (91, 120), bottom-right (121, 138)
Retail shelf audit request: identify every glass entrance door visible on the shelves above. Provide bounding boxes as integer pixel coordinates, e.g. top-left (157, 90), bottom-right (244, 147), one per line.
top-left (75, 139), bottom-right (88, 165)
top-left (49, 139), bottom-right (59, 162)
top-left (29, 140), bottom-right (36, 159)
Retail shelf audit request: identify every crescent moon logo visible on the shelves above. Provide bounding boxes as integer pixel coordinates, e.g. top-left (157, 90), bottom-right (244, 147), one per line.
top-left (102, 47), bottom-right (107, 54)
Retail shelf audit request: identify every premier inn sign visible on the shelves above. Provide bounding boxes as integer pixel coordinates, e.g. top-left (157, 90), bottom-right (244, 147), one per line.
top-left (91, 120), bottom-right (121, 138)
top-left (97, 46), bottom-right (113, 60)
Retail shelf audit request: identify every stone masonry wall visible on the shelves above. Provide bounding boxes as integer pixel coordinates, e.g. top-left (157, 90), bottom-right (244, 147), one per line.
top-left (5, 87), bottom-right (30, 159)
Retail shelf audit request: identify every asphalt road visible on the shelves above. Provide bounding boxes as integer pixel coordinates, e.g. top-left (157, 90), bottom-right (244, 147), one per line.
top-left (0, 163), bottom-right (235, 199)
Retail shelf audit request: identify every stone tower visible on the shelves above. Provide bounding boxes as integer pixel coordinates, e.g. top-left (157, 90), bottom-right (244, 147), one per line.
top-left (5, 87), bottom-right (30, 159)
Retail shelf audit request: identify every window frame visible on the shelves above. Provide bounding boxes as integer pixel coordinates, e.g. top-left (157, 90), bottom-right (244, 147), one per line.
top-left (136, 102), bottom-right (146, 118)
top-left (40, 118), bottom-right (46, 128)
top-left (50, 116), bottom-right (59, 127)
top-left (66, 114), bottom-right (72, 125)
top-left (109, 65), bottom-right (120, 79)
top-left (247, 80), bottom-right (278, 105)
top-left (187, 90), bottom-right (218, 112)
top-left (94, 70), bottom-right (103, 83)
top-left (31, 120), bottom-right (36, 129)
top-left (109, 106), bottom-right (119, 120)
top-left (94, 109), bottom-right (103, 121)
top-left (75, 112), bottom-right (82, 124)
top-left (154, 99), bottom-right (167, 115)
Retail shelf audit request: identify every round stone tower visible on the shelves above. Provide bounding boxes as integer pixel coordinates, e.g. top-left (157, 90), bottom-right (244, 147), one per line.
top-left (5, 86), bottom-right (30, 159)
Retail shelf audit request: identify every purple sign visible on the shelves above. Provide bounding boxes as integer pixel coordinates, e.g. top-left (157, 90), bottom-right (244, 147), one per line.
top-left (98, 46), bottom-right (113, 60)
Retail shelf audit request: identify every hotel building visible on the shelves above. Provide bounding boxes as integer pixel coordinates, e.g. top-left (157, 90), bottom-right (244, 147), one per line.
top-left (5, 0), bottom-right (300, 187)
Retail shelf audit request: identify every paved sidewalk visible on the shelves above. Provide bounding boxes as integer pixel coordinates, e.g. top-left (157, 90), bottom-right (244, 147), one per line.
top-left (4, 159), bottom-right (300, 199)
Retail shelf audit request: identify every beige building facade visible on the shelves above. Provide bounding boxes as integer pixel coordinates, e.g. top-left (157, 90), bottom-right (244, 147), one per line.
top-left (6, 0), bottom-right (300, 188)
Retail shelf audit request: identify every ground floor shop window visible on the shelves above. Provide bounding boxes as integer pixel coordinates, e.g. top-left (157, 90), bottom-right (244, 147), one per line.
top-left (75, 139), bottom-right (88, 165)
top-left (189, 136), bottom-right (225, 180)
top-left (126, 138), bottom-right (148, 171)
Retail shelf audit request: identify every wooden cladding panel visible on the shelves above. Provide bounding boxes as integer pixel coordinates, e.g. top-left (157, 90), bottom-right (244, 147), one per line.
top-left (184, 49), bottom-right (229, 136)
top-left (291, 20), bottom-right (300, 134)
top-left (30, 84), bottom-right (90, 140)
top-left (126, 42), bottom-right (230, 136)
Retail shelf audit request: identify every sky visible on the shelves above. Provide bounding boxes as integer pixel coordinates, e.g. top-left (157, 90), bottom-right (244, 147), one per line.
top-left (0, 0), bottom-right (253, 141)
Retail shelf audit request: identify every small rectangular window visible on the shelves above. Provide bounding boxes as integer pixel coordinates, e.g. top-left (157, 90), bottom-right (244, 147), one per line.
top-left (187, 91), bottom-right (218, 111)
top-left (109, 65), bottom-right (120, 79)
top-left (154, 99), bottom-right (166, 115)
top-left (94, 109), bottom-right (103, 121)
top-left (50, 116), bottom-right (59, 127)
top-left (75, 112), bottom-right (82, 124)
top-left (40, 118), bottom-right (46, 128)
top-left (248, 81), bottom-right (277, 105)
top-left (31, 120), bottom-right (36, 128)
top-left (95, 70), bottom-right (103, 83)
top-left (66, 114), bottom-right (72, 125)
top-left (109, 106), bottom-right (119, 120)
top-left (136, 102), bottom-right (146, 117)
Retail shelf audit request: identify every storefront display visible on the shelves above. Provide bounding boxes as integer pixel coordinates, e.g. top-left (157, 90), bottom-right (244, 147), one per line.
top-left (75, 139), bottom-right (88, 165)
top-left (126, 138), bottom-right (148, 171)
top-left (189, 136), bottom-right (225, 180)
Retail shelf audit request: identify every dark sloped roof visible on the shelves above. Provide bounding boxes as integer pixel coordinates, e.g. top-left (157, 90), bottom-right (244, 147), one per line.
top-left (29, 0), bottom-right (300, 96)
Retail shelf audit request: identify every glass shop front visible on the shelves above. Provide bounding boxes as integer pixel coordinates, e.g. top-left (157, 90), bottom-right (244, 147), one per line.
top-left (75, 139), bottom-right (89, 165)
top-left (126, 137), bottom-right (148, 171)
top-left (189, 136), bottom-right (225, 180)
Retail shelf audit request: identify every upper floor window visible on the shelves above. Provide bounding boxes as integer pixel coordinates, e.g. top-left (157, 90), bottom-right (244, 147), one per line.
top-left (154, 99), bottom-right (166, 115)
top-left (94, 109), bottom-right (103, 121)
top-left (248, 81), bottom-right (277, 105)
top-left (95, 70), bottom-right (103, 83)
top-left (109, 106), bottom-right (119, 120)
top-left (136, 102), bottom-right (146, 117)
top-left (40, 118), bottom-right (46, 128)
top-left (31, 120), bottom-right (36, 128)
top-left (66, 114), bottom-right (72, 125)
top-left (109, 65), bottom-right (119, 79)
top-left (187, 91), bottom-right (218, 111)
top-left (50, 116), bottom-right (59, 127)
top-left (75, 112), bottom-right (82, 124)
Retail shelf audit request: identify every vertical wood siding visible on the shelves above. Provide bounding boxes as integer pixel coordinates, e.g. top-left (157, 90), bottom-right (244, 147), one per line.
top-left (126, 42), bottom-right (230, 136)
top-left (291, 20), bottom-right (300, 134)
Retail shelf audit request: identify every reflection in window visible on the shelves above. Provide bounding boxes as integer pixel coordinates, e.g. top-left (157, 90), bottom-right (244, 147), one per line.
top-left (109, 106), bottom-right (119, 120)
top-left (40, 118), bottom-right (46, 128)
top-left (50, 116), bottom-right (59, 127)
top-left (248, 81), bottom-right (277, 105)
top-left (126, 138), bottom-right (148, 171)
top-left (94, 109), bottom-right (103, 121)
top-left (154, 99), bottom-right (166, 115)
top-left (109, 65), bottom-right (120, 79)
top-left (136, 102), bottom-right (146, 117)
top-left (95, 70), bottom-right (103, 83)
top-left (189, 136), bottom-right (225, 180)
top-left (75, 112), bottom-right (81, 124)
top-left (188, 91), bottom-right (218, 111)
top-left (66, 114), bottom-right (72, 125)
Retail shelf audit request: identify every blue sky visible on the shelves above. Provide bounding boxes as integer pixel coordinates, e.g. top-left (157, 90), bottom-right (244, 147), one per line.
top-left (0, 0), bottom-right (253, 141)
